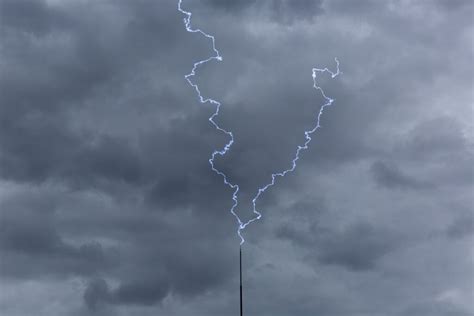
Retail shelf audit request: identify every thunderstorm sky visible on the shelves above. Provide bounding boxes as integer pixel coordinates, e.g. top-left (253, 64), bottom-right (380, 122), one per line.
top-left (0, 1), bottom-right (473, 315)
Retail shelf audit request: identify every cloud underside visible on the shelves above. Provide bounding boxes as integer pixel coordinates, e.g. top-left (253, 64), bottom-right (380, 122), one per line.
top-left (0, 0), bottom-right (472, 315)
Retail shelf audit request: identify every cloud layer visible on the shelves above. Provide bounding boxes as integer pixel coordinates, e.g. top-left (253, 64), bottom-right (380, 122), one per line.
top-left (0, 0), bottom-right (472, 315)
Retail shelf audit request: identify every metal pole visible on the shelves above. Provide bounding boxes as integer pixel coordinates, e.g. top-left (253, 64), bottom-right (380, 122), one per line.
top-left (240, 246), bottom-right (243, 316)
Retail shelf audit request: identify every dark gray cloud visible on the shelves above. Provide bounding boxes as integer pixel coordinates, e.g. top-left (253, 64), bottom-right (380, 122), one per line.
top-left (0, 0), bottom-right (472, 315)
top-left (199, 0), bottom-right (257, 12)
top-left (276, 219), bottom-right (398, 271)
top-left (447, 215), bottom-right (474, 239)
top-left (0, 0), bottom-right (70, 36)
top-left (196, 0), bottom-right (324, 23)
top-left (370, 160), bottom-right (433, 190)
top-left (0, 191), bottom-right (117, 280)
top-left (84, 278), bottom-right (110, 310)
top-left (313, 222), bottom-right (397, 271)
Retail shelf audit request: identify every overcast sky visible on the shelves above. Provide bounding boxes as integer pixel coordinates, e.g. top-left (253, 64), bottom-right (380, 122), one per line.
top-left (0, 0), bottom-right (473, 315)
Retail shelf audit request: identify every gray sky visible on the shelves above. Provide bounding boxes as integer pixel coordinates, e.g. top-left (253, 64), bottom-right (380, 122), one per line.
top-left (0, 0), bottom-right (473, 315)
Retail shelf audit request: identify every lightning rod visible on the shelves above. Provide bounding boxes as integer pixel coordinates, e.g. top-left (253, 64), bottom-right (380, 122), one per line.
top-left (240, 246), bottom-right (243, 316)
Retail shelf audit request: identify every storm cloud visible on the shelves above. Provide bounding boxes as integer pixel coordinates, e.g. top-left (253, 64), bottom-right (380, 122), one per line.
top-left (0, 0), bottom-right (472, 315)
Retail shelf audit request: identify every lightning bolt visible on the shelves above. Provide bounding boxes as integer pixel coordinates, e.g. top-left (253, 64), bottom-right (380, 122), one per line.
top-left (178, 1), bottom-right (341, 245)
top-left (242, 60), bottom-right (341, 236)
top-left (177, 0), bottom-right (243, 241)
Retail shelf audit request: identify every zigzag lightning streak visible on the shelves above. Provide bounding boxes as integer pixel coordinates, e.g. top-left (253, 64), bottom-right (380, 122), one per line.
top-left (178, 0), bottom-right (341, 245)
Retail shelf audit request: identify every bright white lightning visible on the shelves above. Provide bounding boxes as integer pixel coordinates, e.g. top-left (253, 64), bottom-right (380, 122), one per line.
top-left (178, 0), bottom-right (341, 245)
top-left (177, 0), bottom-right (243, 242)
top-left (242, 59), bottom-right (341, 234)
